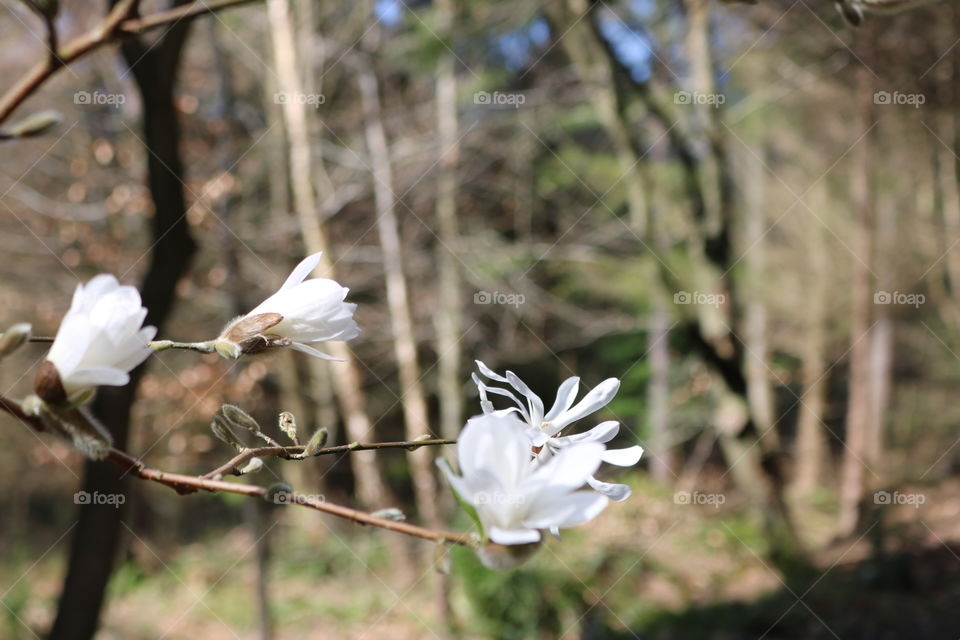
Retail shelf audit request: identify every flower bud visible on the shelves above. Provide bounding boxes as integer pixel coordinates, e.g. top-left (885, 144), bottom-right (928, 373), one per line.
top-left (218, 313), bottom-right (290, 357)
top-left (239, 457), bottom-right (264, 474)
top-left (370, 507), bottom-right (406, 521)
top-left (222, 404), bottom-right (261, 433)
top-left (0, 323), bottom-right (31, 359)
top-left (278, 411), bottom-right (298, 442)
top-left (301, 427), bottom-right (328, 457)
top-left (34, 360), bottom-right (68, 406)
top-left (211, 414), bottom-right (243, 449)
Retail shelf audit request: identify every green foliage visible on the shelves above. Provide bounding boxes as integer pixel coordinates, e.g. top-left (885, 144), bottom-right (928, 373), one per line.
top-left (452, 545), bottom-right (582, 640)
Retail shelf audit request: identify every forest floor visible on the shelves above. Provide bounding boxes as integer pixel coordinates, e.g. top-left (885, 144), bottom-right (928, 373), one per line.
top-left (3, 473), bottom-right (960, 639)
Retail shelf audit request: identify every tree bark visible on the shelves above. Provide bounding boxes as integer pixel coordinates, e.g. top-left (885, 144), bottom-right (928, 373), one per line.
top-left (434, 0), bottom-right (463, 443)
top-left (49, 10), bottom-right (196, 639)
top-left (792, 202), bottom-right (829, 495)
top-left (838, 61), bottom-right (876, 538)
top-left (266, 0), bottom-right (390, 509)
top-left (358, 65), bottom-right (441, 528)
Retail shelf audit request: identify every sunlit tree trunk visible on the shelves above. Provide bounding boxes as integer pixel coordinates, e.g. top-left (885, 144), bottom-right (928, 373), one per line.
top-left (434, 0), bottom-right (463, 444)
top-left (839, 62), bottom-right (876, 537)
top-left (741, 145), bottom-right (775, 439)
top-left (867, 195), bottom-right (894, 465)
top-left (358, 66), bottom-right (441, 528)
top-left (792, 197), bottom-right (829, 495)
top-left (267, 0), bottom-right (389, 509)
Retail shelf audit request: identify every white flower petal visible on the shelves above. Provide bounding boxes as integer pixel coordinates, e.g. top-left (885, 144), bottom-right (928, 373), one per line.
top-left (529, 442), bottom-right (604, 491)
top-left (601, 446), bottom-right (643, 467)
top-left (543, 376), bottom-right (580, 421)
top-left (66, 367), bottom-right (130, 388)
top-left (586, 476), bottom-right (632, 501)
top-left (279, 252), bottom-right (322, 292)
top-left (45, 275), bottom-right (153, 400)
top-left (524, 490), bottom-right (609, 529)
top-left (489, 526), bottom-right (541, 545)
top-left (475, 360), bottom-right (510, 383)
top-left (290, 342), bottom-right (342, 361)
top-left (555, 421), bottom-right (621, 445)
top-left (549, 378), bottom-right (620, 433)
top-left (505, 371), bottom-right (545, 425)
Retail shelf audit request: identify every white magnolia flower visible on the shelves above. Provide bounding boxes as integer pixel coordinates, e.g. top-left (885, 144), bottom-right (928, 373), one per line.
top-left (473, 360), bottom-right (643, 501)
top-left (438, 413), bottom-right (609, 545)
top-left (39, 275), bottom-right (156, 404)
top-left (217, 253), bottom-right (359, 359)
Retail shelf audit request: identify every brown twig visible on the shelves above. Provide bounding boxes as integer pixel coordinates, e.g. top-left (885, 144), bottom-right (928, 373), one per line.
top-left (0, 395), bottom-right (469, 545)
top-left (203, 438), bottom-right (457, 479)
top-left (106, 448), bottom-right (474, 546)
top-left (0, 0), bottom-right (263, 126)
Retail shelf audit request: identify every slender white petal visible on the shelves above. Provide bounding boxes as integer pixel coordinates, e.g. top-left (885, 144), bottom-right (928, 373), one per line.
top-left (290, 342), bottom-right (341, 361)
top-left (505, 371), bottom-right (545, 425)
top-left (543, 376), bottom-right (580, 422)
top-left (279, 252), bottom-right (322, 292)
top-left (586, 476), bottom-right (633, 501)
top-left (548, 378), bottom-right (621, 433)
top-left (475, 360), bottom-right (510, 383)
top-left (601, 446), bottom-right (644, 467)
top-left (555, 421), bottom-right (620, 445)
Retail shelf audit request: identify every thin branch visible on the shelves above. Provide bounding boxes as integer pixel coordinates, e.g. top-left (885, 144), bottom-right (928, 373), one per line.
top-left (105, 448), bottom-right (474, 546)
top-left (203, 438), bottom-right (457, 479)
top-left (0, 396), bottom-right (467, 545)
top-left (0, 0), bottom-right (262, 126)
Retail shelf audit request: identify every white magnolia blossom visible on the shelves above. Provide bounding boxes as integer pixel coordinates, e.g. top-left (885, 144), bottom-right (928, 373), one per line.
top-left (438, 413), bottom-right (609, 545)
top-left (473, 360), bottom-right (643, 502)
top-left (218, 253), bottom-right (359, 359)
top-left (43, 275), bottom-right (156, 403)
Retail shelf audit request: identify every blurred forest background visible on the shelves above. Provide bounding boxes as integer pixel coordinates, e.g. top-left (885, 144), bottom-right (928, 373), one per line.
top-left (2, 0), bottom-right (960, 638)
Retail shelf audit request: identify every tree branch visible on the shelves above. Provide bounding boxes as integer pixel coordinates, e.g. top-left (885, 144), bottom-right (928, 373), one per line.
top-left (203, 438), bottom-right (457, 479)
top-left (0, 0), bottom-right (263, 126)
top-left (0, 395), bottom-right (468, 545)
top-left (105, 448), bottom-right (474, 546)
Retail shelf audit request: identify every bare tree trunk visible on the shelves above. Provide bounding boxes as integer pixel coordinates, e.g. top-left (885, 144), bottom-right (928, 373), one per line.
top-left (741, 146), bottom-right (775, 437)
top-left (266, 0), bottom-right (389, 509)
top-left (839, 62), bottom-right (876, 537)
top-left (647, 299), bottom-right (674, 483)
top-left (867, 196), bottom-right (894, 465)
top-left (792, 209), bottom-right (829, 494)
top-left (434, 0), bottom-right (463, 443)
top-left (358, 66), bottom-right (441, 528)
top-left (49, 10), bottom-right (196, 639)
